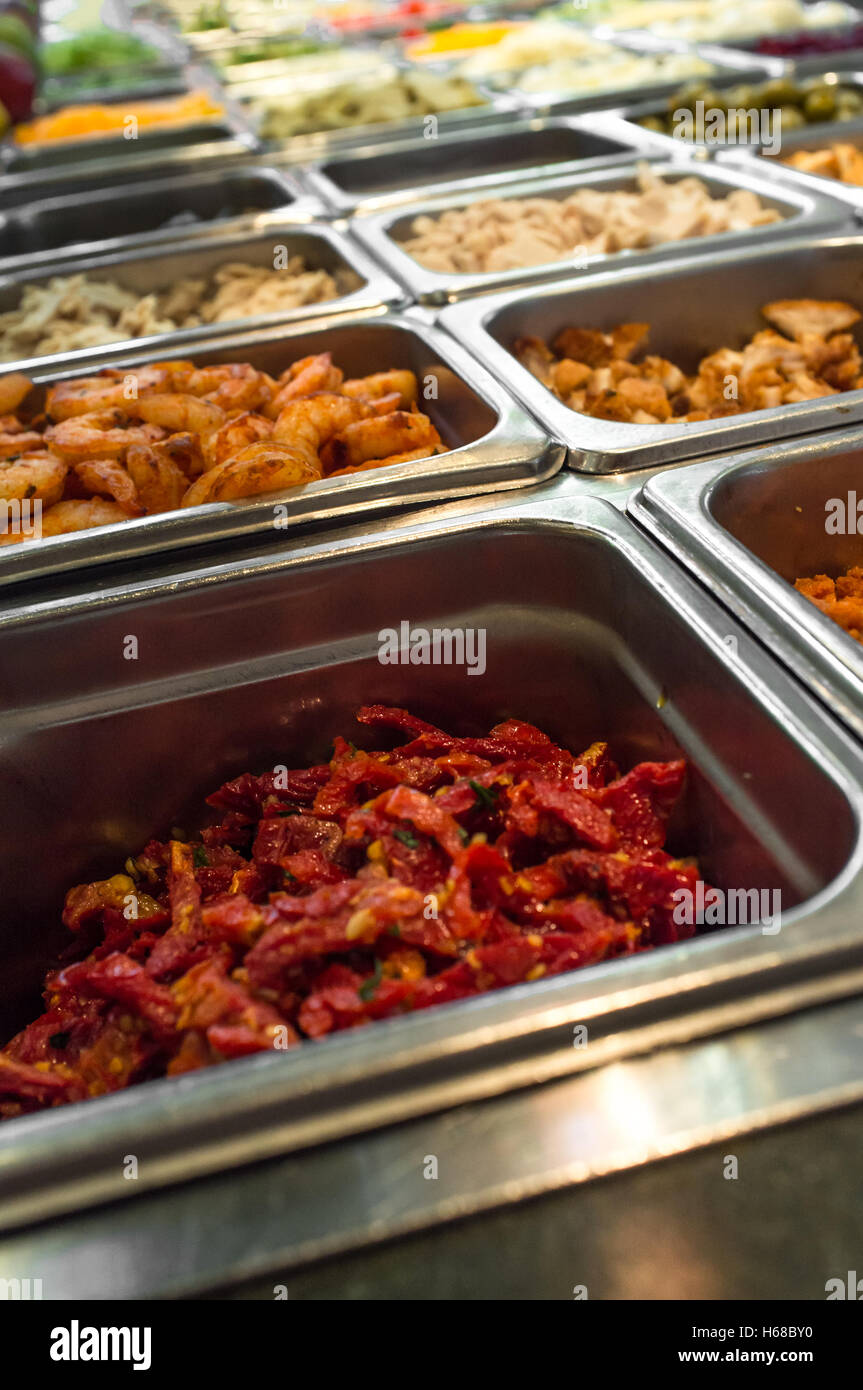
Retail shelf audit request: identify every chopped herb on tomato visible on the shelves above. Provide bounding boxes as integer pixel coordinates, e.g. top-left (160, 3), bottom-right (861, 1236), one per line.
top-left (358, 959), bottom-right (384, 1002)
top-left (469, 779), bottom-right (499, 810)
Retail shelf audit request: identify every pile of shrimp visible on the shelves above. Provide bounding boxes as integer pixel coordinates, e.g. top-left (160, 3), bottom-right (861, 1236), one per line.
top-left (0, 354), bottom-right (445, 543)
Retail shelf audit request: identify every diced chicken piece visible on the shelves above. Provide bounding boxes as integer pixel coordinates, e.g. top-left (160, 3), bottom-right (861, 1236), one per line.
top-left (783, 371), bottom-right (839, 403)
top-left (552, 326), bottom-right (614, 368)
top-left (762, 299), bottom-right (861, 342)
top-left (611, 322), bottom-right (650, 361)
top-left (553, 358), bottom-right (593, 395)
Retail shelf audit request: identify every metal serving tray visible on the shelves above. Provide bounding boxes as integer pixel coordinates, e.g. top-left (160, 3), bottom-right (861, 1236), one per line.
top-left (0, 165), bottom-right (319, 274)
top-left (39, 67), bottom-right (191, 109)
top-left (0, 137), bottom-right (260, 209)
top-left (597, 3), bottom-right (860, 46)
top-left (1, 118), bottom-right (241, 176)
top-left (0, 310), bottom-right (561, 591)
top-left (246, 76), bottom-right (526, 164)
top-left (486, 43), bottom-right (782, 120)
top-left (719, 119), bottom-right (863, 209)
top-left (0, 223), bottom-right (408, 374)
top-left (440, 230), bottom-right (863, 472)
top-left (611, 65), bottom-right (863, 155)
top-left (0, 56), bottom-right (259, 171)
top-left (301, 114), bottom-right (659, 216)
top-left (716, 29), bottom-right (863, 57)
top-left (1, 481), bottom-right (863, 1236)
top-left (351, 155), bottom-right (845, 306)
top-left (630, 424), bottom-right (863, 744)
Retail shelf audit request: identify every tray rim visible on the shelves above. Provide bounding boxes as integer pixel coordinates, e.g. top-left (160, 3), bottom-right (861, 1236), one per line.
top-left (438, 228), bottom-right (863, 473)
top-left (0, 306), bottom-right (563, 593)
top-left (1, 480), bottom-right (863, 1233)
top-left (628, 422), bottom-right (863, 744)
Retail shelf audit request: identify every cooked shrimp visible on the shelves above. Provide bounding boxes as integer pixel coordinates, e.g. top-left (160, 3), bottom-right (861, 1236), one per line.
top-left (0, 451), bottom-right (67, 505)
top-left (46, 366), bottom-right (180, 422)
top-left (185, 363), bottom-right (272, 414)
top-left (181, 440), bottom-right (321, 507)
top-left (40, 499), bottom-right (131, 536)
top-left (130, 394), bottom-right (225, 438)
top-left (47, 409), bottom-right (155, 462)
top-left (367, 391), bottom-right (404, 416)
top-left (73, 459), bottom-right (142, 515)
top-left (201, 411), bottom-right (273, 470)
top-left (125, 444), bottom-right (188, 514)
top-left (328, 446), bottom-right (437, 476)
top-left (263, 354), bottom-right (343, 418)
top-left (272, 392), bottom-right (368, 461)
top-left (0, 429), bottom-right (45, 458)
top-left (0, 372), bottom-right (33, 416)
top-left (47, 378), bottom-right (127, 421)
top-left (157, 430), bottom-right (207, 478)
top-left (150, 361), bottom-right (197, 390)
top-left (320, 410), bottom-right (441, 473)
top-left (341, 370), bottom-right (418, 408)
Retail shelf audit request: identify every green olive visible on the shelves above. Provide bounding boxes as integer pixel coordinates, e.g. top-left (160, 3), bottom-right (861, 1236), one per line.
top-left (760, 78), bottom-right (803, 108)
top-left (728, 85), bottom-right (755, 109)
top-left (668, 83), bottom-right (708, 114)
top-left (776, 104), bottom-right (807, 132)
top-left (803, 89), bottom-right (837, 122)
top-left (699, 89), bottom-right (729, 114)
top-left (835, 89), bottom-right (863, 119)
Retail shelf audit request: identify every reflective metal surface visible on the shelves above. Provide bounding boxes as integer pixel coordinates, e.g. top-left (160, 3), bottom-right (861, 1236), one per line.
top-left (0, 137), bottom-right (261, 209)
top-left (301, 114), bottom-right (657, 216)
top-left (352, 155), bottom-right (846, 305)
top-left (0, 165), bottom-right (319, 273)
top-left (630, 424), bottom-right (863, 743)
top-left (478, 31), bottom-right (783, 118)
top-left (2, 990), bottom-right (862, 1298)
top-left (720, 124), bottom-right (863, 212)
top-left (245, 73), bottom-right (525, 164)
top-left (440, 230), bottom-right (863, 472)
top-left (1, 478), bottom-right (863, 1237)
top-left (0, 310), bottom-right (560, 590)
top-left (610, 64), bottom-right (863, 155)
top-left (0, 222), bottom-right (408, 373)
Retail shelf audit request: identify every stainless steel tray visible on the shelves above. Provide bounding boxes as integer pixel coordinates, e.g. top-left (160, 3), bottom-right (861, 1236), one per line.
top-left (39, 69), bottom-right (191, 109)
top-left (485, 40), bottom-right (783, 119)
top-left (716, 30), bottom-right (863, 57)
top-left (719, 120), bottom-right (863, 210)
top-left (610, 64), bottom-right (863, 155)
top-left (630, 424), bottom-right (863, 743)
top-left (0, 309), bottom-right (561, 591)
top-left (351, 155), bottom-right (846, 306)
top-left (0, 136), bottom-right (260, 209)
top-left (249, 83), bottom-right (527, 165)
top-left (2, 480), bottom-right (863, 1235)
top-left (598, 5), bottom-right (860, 47)
top-left (1, 118), bottom-right (241, 176)
top-left (0, 165), bottom-right (320, 274)
top-left (0, 56), bottom-right (258, 174)
top-left (0, 222), bottom-right (408, 374)
top-left (301, 114), bottom-right (659, 216)
top-left (440, 230), bottom-right (863, 472)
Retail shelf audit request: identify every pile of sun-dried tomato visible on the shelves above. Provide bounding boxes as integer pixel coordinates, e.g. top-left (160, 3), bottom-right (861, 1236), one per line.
top-left (0, 706), bottom-right (705, 1118)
